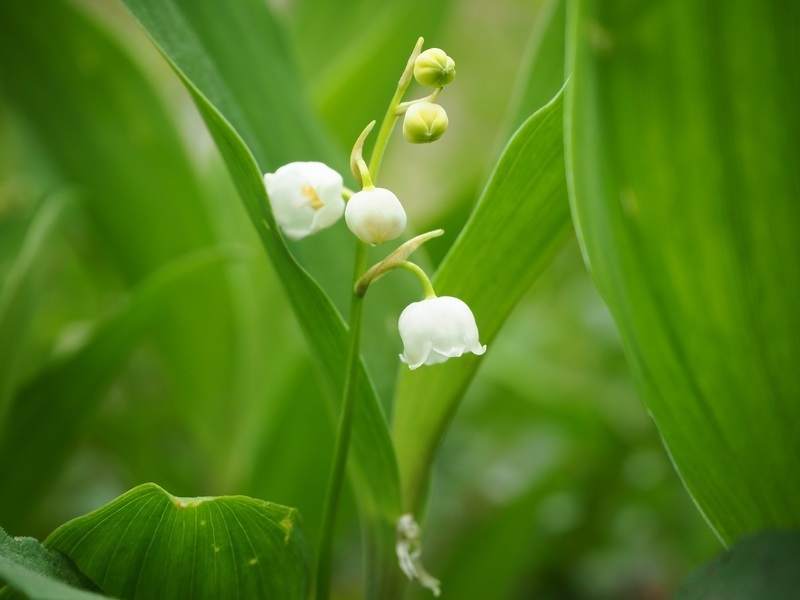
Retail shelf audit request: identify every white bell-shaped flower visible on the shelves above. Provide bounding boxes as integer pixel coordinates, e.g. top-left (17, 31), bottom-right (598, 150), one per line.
top-left (263, 161), bottom-right (344, 240)
top-left (345, 187), bottom-right (407, 245)
top-left (398, 296), bottom-right (486, 369)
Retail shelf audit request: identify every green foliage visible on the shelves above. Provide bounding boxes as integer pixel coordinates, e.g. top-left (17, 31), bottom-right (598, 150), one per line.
top-left (0, 527), bottom-right (107, 600)
top-left (291, 0), bottom-right (453, 150)
top-left (393, 89), bottom-right (572, 512)
top-left (116, 0), bottom-right (406, 592)
top-left (0, 248), bottom-right (241, 525)
top-left (45, 484), bottom-right (310, 599)
top-left (0, 197), bottom-right (69, 423)
top-left (566, 0), bottom-right (800, 543)
top-left (1, 0), bottom-right (795, 596)
top-left (674, 531), bottom-right (800, 600)
top-left (505, 0), bottom-right (566, 133)
top-left (0, 0), bottom-right (249, 520)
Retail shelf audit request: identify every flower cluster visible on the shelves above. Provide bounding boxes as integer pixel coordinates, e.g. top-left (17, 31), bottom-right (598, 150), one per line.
top-left (262, 41), bottom-right (484, 376)
top-left (401, 48), bottom-right (453, 144)
top-left (263, 38), bottom-right (485, 598)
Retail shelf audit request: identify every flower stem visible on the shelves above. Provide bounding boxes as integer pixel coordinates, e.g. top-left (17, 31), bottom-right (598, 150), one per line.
top-left (316, 37), bottom-right (424, 600)
top-left (315, 240), bottom-right (368, 600)
top-left (399, 261), bottom-right (437, 299)
top-left (368, 37), bottom-right (424, 180)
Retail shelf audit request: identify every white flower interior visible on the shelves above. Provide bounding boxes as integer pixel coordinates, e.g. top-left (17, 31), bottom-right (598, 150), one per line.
top-left (264, 161), bottom-right (344, 240)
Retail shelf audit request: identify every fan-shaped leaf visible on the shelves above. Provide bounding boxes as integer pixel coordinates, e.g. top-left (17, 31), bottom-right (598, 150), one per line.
top-left (45, 484), bottom-right (309, 600)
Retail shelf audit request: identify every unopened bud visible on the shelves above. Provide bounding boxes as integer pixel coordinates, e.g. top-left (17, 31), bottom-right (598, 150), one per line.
top-left (413, 48), bottom-right (456, 88)
top-left (403, 102), bottom-right (449, 144)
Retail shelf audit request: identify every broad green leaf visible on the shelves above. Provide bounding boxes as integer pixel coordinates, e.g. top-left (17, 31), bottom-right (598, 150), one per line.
top-left (566, 0), bottom-right (800, 542)
top-left (116, 0), bottom-right (403, 592)
top-left (0, 527), bottom-right (108, 600)
top-left (0, 247), bottom-right (240, 526)
top-left (0, 195), bottom-right (69, 425)
top-left (393, 89), bottom-right (572, 512)
top-left (45, 483), bottom-right (309, 600)
top-left (674, 531), bottom-right (800, 600)
top-left (0, 0), bottom-right (244, 489)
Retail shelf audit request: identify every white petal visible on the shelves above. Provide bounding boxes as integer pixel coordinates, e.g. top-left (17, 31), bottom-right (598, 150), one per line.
top-left (399, 339), bottom-right (433, 370)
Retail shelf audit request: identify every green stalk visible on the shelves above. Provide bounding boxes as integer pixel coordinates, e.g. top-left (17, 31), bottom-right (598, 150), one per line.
top-left (398, 261), bottom-right (437, 299)
top-left (315, 241), bottom-right (368, 600)
top-left (369, 37), bottom-right (424, 179)
top-left (316, 36), bottom-right (425, 599)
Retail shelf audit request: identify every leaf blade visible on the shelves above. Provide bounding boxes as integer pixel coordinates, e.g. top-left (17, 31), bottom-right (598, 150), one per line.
top-left (0, 196), bottom-right (69, 425)
top-left (392, 89), bottom-right (572, 512)
top-left (44, 484), bottom-right (309, 600)
top-left (565, 0), bottom-right (800, 541)
top-left (0, 0), bottom-right (248, 494)
top-left (0, 247), bottom-right (241, 524)
top-left (0, 527), bottom-right (110, 600)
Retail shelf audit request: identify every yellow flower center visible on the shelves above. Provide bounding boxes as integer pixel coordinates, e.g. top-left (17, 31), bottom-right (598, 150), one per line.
top-left (301, 184), bottom-right (325, 211)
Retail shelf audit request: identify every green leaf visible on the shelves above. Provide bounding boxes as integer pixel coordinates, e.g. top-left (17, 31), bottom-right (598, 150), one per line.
top-left (0, 247), bottom-right (241, 525)
top-left (505, 0), bottom-right (567, 134)
top-left (115, 0), bottom-right (403, 592)
top-left (121, 0), bottom-right (337, 169)
top-left (45, 483), bottom-right (309, 600)
top-left (0, 195), bottom-right (69, 426)
top-left (392, 89), bottom-right (572, 512)
top-left (566, 0), bottom-right (800, 542)
top-left (0, 527), bottom-right (109, 600)
top-left (674, 530), bottom-right (800, 600)
top-left (0, 0), bottom-right (246, 489)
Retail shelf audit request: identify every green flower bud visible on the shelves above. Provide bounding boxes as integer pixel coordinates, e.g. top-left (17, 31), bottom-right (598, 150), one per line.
top-left (402, 102), bottom-right (449, 144)
top-left (413, 48), bottom-right (456, 88)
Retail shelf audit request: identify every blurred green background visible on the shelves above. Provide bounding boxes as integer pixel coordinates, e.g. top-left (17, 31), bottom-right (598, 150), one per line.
top-left (0, 0), bottom-right (723, 598)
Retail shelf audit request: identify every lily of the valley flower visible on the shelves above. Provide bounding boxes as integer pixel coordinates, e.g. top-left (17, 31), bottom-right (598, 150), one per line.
top-left (398, 296), bottom-right (486, 369)
top-left (396, 514), bottom-right (441, 597)
top-left (345, 187), bottom-right (407, 245)
top-left (263, 161), bottom-right (344, 240)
